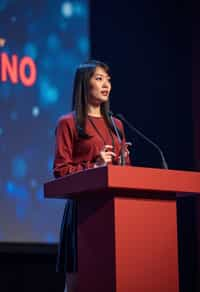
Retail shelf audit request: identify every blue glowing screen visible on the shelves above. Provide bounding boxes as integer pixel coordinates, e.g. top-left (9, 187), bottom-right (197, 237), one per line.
top-left (0, 0), bottom-right (89, 243)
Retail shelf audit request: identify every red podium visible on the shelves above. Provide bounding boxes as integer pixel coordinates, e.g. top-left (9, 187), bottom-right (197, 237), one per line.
top-left (44, 165), bottom-right (200, 292)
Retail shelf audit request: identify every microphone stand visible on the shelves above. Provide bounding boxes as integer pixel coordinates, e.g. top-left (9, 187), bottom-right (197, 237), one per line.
top-left (109, 114), bottom-right (126, 166)
top-left (116, 113), bottom-right (168, 169)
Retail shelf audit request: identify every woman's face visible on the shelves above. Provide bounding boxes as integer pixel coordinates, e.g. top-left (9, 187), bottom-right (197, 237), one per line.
top-left (88, 66), bottom-right (111, 106)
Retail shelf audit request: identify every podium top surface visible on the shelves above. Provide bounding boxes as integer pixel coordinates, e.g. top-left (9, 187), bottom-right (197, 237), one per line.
top-left (44, 166), bottom-right (200, 199)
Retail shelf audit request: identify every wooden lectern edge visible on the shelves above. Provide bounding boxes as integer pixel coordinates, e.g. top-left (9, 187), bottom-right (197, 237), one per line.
top-left (107, 165), bottom-right (200, 195)
top-left (44, 184), bottom-right (178, 200)
top-left (44, 166), bottom-right (109, 199)
top-left (44, 165), bottom-right (200, 200)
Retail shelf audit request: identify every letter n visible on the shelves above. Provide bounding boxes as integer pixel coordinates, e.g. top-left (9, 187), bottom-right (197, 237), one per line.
top-left (1, 53), bottom-right (18, 83)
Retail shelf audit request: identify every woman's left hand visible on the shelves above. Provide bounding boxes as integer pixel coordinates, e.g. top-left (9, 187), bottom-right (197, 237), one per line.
top-left (122, 142), bottom-right (131, 157)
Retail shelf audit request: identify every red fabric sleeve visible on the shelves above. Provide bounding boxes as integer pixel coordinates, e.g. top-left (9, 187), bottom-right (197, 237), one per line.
top-left (53, 116), bottom-right (95, 178)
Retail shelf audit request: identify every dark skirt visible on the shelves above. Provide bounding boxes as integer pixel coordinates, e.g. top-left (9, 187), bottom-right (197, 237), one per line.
top-left (56, 199), bottom-right (78, 275)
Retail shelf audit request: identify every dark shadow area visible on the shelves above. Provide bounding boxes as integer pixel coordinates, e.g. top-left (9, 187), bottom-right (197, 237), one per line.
top-left (177, 197), bottom-right (198, 292)
top-left (0, 245), bottom-right (64, 292)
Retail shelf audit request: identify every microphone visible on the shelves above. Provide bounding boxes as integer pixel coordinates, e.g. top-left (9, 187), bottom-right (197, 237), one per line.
top-left (109, 111), bottom-right (126, 165)
top-left (116, 113), bottom-right (168, 169)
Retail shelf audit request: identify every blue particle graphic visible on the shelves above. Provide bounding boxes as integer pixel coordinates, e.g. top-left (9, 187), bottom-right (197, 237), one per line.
top-left (36, 187), bottom-right (44, 201)
top-left (10, 16), bottom-right (16, 23)
top-left (30, 179), bottom-right (37, 188)
top-left (6, 181), bottom-right (14, 194)
top-left (12, 156), bottom-right (27, 178)
top-left (6, 181), bottom-right (28, 200)
top-left (32, 106), bottom-right (40, 117)
top-left (48, 128), bottom-right (54, 137)
top-left (48, 157), bottom-right (53, 172)
top-left (0, 0), bottom-right (89, 243)
top-left (47, 34), bottom-right (61, 51)
top-left (78, 37), bottom-right (89, 54)
top-left (61, 2), bottom-right (73, 18)
top-left (39, 80), bottom-right (59, 105)
top-left (40, 56), bottom-right (54, 70)
top-left (45, 232), bottom-right (57, 243)
top-left (74, 2), bottom-right (87, 17)
top-left (24, 42), bottom-right (38, 59)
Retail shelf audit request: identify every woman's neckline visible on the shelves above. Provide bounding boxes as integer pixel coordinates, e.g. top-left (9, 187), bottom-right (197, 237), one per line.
top-left (87, 114), bottom-right (103, 119)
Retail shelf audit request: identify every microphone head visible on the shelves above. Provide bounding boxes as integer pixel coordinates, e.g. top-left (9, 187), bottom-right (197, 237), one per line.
top-left (108, 110), bottom-right (114, 116)
top-left (116, 113), bottom-right (124, 120)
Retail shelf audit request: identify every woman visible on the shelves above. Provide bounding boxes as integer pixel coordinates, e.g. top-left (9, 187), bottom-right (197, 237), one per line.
top-left (53, 60), bottom-right (130, 292)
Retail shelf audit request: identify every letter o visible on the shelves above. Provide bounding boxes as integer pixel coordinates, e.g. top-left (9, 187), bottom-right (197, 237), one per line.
top-left (19, 57), bottom-right (37, 87)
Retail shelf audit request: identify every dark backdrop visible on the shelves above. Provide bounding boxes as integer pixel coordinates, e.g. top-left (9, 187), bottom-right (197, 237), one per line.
top-left (90, 0), bottom-right (194, 171)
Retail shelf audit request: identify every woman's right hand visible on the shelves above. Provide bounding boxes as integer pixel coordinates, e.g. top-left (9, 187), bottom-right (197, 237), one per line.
top-left (95, 145), bottom-right (116, 166)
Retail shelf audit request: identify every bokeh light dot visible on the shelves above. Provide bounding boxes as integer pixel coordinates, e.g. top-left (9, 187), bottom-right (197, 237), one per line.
top-left (24, 42), bottom-right (38, 59)
top-left (47, 34), bottom-right (61, 50)
top-left (48, 157), bottom-right (53, 172)
top-left (74, 2), bottom-right (85, 16)
top-left (12, 156), bottom-right (28, 178)
top-left (45, 232), bottom-right (57, 243)
top-left (6, 181), bottom-right (14, 194)
top-left (61, 2), bottom-right (73, 18)
top-left (39, 80), bottom-right (59, 105)
top-left (78, 37), bottom-right (89, 54)
top-left (36, 187), bottom-right (44, 201)
top-left (30, 179), bottom-right (37, 188)
top-left (10, 16), bottom-right (16, 22)
top-left (32, 106), bottom-right (40, 117)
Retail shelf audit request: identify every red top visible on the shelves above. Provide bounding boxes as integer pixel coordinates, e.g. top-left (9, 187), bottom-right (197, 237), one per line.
top-left (53, 112), bottom-right (130, 177)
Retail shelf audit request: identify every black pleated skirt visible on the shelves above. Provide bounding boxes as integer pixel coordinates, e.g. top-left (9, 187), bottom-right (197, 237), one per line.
top-left (56, 199), bottom-right (78, 275)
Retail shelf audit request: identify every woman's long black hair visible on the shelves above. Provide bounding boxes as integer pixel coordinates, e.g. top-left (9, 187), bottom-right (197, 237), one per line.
top-left (72, 60), bottom-right (122, 139)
